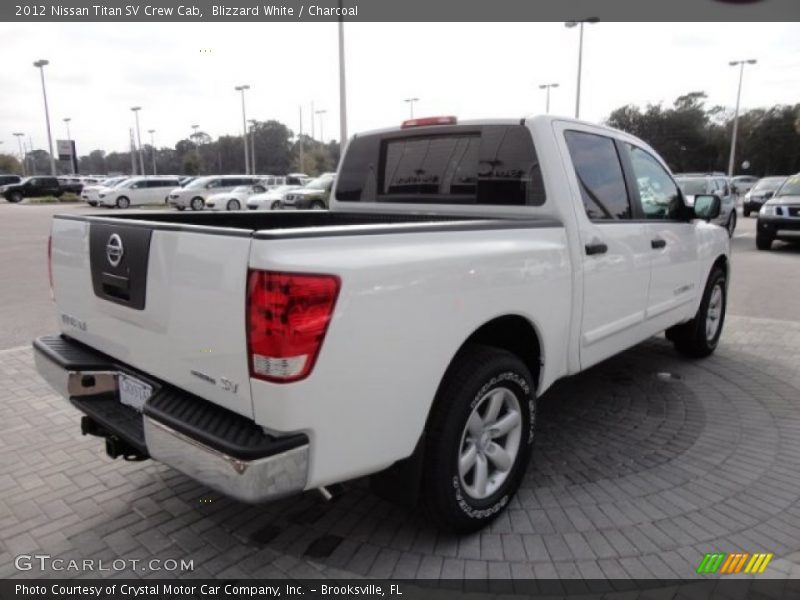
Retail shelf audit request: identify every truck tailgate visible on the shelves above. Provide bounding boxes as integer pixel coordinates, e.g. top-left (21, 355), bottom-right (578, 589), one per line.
top-left (50, 216), bottom-right (255, 418)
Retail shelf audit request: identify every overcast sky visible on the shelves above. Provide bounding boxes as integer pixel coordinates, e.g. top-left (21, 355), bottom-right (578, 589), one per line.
top-left (1, 22), bottom-right (799, 157)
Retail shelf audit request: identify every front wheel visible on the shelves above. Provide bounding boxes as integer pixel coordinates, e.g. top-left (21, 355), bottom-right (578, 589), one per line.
top-left (190, 197), bottom-right (204, 211)
top-left (666, 266), bottom-right (727, 358)
top-left (756, 233), bottom-right (773, 251)
top-left (176, 206), bottom-right (185, 211)
top-left (226, 199), bottom-right (241, 211)
top-left (7, 191), bottom-right (23, 203)
top-left (270, 200), bottom-right (282, 210)
top-left (310, 200), bottom-right (325, 210)
top-left (743, 207), bottom-right (751, 217)
top-left (116, 196), bottom-right (130, 209)
top-left (421, 344), bottom-right (536, 533)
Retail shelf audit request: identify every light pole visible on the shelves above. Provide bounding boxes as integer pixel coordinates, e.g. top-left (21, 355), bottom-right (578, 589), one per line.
top-left (564, 18), bottom-right (599, 119)
top-left (338, 6), bottom-right (348, 145)
top-left (130, 107), bottom-right (145, 176)
top-left (13, 133), bottom-right (26, 176)
top-left (316, 110), bottom-right (327, 144)
top-left (63, 118), bottom-right (74, 173)
top-left (33, 59), bottom-right (57, 176)
top-left (538, 83), bottom-right (559, 114)
top-left (235, 85), bottom-right (250, 174)
top-left (727, 59), bottom-right (757, 178)
top-left (148, 129), bottom-right (157, 175)
top-left (191, 124), bottom-right (201, 173)
top-left (404, 97), bottom-right (420, 119)
top-left (248, 119), bottom-right (257, 174)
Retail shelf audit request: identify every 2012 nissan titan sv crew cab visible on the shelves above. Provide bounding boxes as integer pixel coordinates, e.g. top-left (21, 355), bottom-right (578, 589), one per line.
top-left (34, 116), bottom-right (730, 532)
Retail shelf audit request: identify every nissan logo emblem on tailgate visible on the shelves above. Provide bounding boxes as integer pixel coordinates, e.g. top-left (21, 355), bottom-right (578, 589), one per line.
top-left (106, 234), bottom-right (124, 267)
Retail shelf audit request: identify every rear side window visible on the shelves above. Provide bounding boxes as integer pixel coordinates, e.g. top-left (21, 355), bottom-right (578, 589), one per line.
top-left (336, 124), bottom-right (545, 206)
top-left (564, 130), bottom-right (631, 220)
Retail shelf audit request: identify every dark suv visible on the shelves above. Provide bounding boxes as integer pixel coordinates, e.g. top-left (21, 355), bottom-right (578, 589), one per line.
top-left (1, 176), bottom-right (62, 203)
top-left (0, 174), bottom-right (22, 187)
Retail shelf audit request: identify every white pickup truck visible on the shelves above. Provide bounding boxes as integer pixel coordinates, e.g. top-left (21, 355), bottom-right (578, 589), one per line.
top-left (34, 116), bottom-right (729, 532)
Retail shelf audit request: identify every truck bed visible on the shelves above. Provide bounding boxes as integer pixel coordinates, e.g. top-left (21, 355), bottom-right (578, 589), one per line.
top-left (55, 210), bottom-right (559, 239)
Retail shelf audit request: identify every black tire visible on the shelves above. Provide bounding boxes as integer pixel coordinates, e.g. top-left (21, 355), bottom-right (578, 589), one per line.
top-left (176, 206), bottom-right (185, 211)
top-left (756, 233), bottom-right (773, 251)
top-left (190, 197), bottom-right (204, 211)
top-left (743, 207), bottom-right (750, 218)
top-left (726, 211), bottom-right (737, 237)
top-left (310, 200), bottom-right (325, 210)
top-left (7, 191), bottom-right (23, 203)
top-left (226, 199), bottom-right (241, 211)
top-left (116, 196), bottom-right (130, 209)
top-left (421, 344), bottom-right (536, 533)
top-left (270, 200), bottom-right (282, 210)
top-left (666, 267), bottom-right (727, 358)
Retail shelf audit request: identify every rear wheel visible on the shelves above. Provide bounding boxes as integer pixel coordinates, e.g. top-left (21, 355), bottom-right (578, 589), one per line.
top-left (756, 232), bottom-right (773, 251)
top-left (116, 196), bottom-right (130, 209)
top-left (7, 191), bottom-right (23, 203)
top-left (726, 211), bottom-right (737, 237)
top-left (666, 266), bottom-right (726, 358)
top-left (190, 197), bottom-right (204, 211)
top-left (270, 200), bottom-right (282, 210)
top-left (421, 344), bottom-right (536, 533)
top-left (226, 199), bottom-right (241, 211)
top-left (176, 206), bottom-right (185, 211)
top-left (743, 207), bottom-right (751, 217)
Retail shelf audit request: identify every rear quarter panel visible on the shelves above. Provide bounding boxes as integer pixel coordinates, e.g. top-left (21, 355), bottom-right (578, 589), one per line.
top-left (249, 226), bottom-right (572, 488)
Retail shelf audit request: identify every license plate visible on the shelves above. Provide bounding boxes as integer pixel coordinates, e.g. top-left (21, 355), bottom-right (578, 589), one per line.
top-left (118, 374), bottom-right (152, 412)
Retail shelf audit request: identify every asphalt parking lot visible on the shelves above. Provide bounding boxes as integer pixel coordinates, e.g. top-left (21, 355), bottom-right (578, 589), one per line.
top-left (1, 201), bottom-right (799, 584)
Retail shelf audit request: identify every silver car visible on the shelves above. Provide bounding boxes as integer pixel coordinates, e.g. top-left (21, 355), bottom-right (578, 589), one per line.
top-left (676, 175), bottom-right (737, 237)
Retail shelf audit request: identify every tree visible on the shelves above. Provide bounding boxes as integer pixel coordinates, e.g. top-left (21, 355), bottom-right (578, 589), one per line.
top-left (0, 154), bottom-right (22, 174)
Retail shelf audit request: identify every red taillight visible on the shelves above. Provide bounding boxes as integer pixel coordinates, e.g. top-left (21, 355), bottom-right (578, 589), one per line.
top-left (47, 234), bottom-right (54, 300)
top-left (401, 116), bottom-right (457, 128)
top-left (247, 270), bottom-right (340, 383)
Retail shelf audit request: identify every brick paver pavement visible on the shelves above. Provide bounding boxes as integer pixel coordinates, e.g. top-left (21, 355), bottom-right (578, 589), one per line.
top-left (1, 315), bottom-right (799, 580)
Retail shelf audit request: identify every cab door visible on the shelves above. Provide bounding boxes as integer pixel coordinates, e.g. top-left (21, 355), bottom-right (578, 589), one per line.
top-left (621, 143), bottom-right (700, 330)
top-left (559, 126), bottom-right (653, 370)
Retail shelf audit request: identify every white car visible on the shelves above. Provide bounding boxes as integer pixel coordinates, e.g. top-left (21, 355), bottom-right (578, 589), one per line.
top-left (675, 175), bottom-right (737, 237)
top-left (246, 184), bottom-right (304, 210)
top-left (167, 175), bottom-right (263, 211)
top-left (97, 176), bottom-right (181, 208)
top-left (82, 177), bottom-right (129, 206)
top-left (205, 184), bottom-right (268, 211)
top-left (36, 115), bottom-right (730, 533)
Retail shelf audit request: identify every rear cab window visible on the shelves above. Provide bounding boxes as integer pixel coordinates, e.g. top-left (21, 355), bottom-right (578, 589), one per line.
top-left (336, 124), bottom-right (546, 206)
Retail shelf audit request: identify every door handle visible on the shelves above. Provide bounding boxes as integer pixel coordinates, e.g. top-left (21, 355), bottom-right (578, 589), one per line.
top-left (585, 242), bottom-right (608, 256)
top-left (651, 238), bottom-right (667, 249)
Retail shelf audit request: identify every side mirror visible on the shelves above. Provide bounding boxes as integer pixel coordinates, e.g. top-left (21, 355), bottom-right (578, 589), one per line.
top-left (693, 194), bottom-right (721, 221)
top-left (764, 191), bottom-right (774, 199)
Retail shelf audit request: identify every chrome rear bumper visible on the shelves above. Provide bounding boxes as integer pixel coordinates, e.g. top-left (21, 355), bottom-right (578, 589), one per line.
top-left (33, 335), bottom-right (309, 503)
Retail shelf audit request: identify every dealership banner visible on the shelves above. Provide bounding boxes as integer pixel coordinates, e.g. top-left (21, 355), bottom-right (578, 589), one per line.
top-left (4, 0), bottom-right (800, 22)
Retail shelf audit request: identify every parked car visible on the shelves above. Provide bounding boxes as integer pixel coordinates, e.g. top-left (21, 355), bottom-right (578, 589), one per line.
top-left (58, 177), bottom-right (83, 194)
top-left (97, 176), bottom-right (182, 208)
top-left (247, 184), bottom-right (305, 210)
top-left (167, 175), bottom-right (263, 210)
top-left (205, 183), bottom-right (268, 211)
top-left (0, 174), bottom-right (22, 187)
top-left (756, 172), bottom-right (800, 250)
top-left (675, 175), bottom-right (737, 236)
top-left (1, 176), bottom-right (62, 203)
top-left (34, 115), bottom-right (729, 533)
top-left (742, 176), bottom-right (786, 217)
top-left (282, 173), bottom-right (336, 209)
top-left (82, 177), bottom-right (129, 206)
top-left (179, 176), bottom-right (197, 187)
top-left (731, 175), bottom-right (758, 196)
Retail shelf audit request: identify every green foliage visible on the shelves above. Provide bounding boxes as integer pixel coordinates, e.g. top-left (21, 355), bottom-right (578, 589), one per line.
top-left (607, 93), bottom-right (800, 176)
top-left (0, 154), bottom-right (22, 174)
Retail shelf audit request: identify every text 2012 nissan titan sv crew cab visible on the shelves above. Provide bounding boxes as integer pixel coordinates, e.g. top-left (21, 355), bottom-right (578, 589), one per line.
top-left (34, 116), bottom-right (729, 532)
